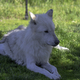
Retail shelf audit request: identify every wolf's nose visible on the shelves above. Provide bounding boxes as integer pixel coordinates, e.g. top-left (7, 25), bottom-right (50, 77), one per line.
top-left (55, 40), bottom-right (60, 45)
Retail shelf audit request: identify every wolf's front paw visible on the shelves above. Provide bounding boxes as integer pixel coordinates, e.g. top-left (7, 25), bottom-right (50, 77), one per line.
top-left (54, 73), bottom-right (61, 79)
top-left (51, 73), bottom-right (61, 80)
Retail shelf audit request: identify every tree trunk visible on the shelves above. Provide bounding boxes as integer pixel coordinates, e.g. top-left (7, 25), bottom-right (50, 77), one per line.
top-left (25, 0), bottom-right (28, 20)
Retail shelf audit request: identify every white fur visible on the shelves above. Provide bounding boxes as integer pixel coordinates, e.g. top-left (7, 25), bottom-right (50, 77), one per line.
top-left (0, 9), bottom-right (69, 80)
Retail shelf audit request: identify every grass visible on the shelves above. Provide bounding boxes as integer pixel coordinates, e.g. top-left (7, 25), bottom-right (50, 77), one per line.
top-left (0, 0), bottom-right (80, 80)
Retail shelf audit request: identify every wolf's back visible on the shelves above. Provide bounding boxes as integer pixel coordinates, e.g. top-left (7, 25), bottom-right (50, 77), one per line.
top-left (0, 25), bottom-right (25, 43)
top-left (0, 25), bottom-right (26, 56)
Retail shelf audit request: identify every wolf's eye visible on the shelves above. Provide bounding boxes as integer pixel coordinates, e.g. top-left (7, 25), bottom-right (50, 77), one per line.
top-left (44, 30), bottom-right (48, 33)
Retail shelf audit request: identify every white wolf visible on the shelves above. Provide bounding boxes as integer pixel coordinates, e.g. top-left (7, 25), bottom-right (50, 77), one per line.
top-left (0, 9), bottom-right (69, 80)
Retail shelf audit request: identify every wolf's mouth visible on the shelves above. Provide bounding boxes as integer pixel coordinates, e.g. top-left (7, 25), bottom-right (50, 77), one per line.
top-left (47, 40), bottom-right (60, 47)
top-left (47, 43), bottom-right (59, 47)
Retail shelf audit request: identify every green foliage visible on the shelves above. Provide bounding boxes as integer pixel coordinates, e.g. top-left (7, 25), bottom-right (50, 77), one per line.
top-left (0, 0), bottom-right (25, 4)
top-left (0, 0), bottom-right (80, 80)
top-left (0, 0), bottom-right (79, 6)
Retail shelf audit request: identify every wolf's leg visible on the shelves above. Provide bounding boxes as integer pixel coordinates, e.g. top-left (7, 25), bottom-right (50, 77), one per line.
top-left (42, 63), bottom-right (61, 79)
top-left (26, 57), bottom-right (60, 80)
top-left (27, 62), bottom-right (60, 80)
top-left (54, 44), bottom-right (69, 50)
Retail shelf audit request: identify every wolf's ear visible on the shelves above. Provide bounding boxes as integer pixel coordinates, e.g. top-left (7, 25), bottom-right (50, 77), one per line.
top-left (46, 9), bottom-right (53, 18)
top-left (29, 12), bottom-right (37, 21)
top-left (29, 12), bottom-right (38, 25)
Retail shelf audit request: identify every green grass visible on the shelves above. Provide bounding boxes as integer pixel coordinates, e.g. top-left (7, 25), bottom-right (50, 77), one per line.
top-left (0, 0), bottom-right (80, 80)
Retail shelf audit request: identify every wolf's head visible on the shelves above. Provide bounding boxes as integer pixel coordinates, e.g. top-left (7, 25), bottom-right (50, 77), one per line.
top-left (29, 9), bottom-right (59, 47)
